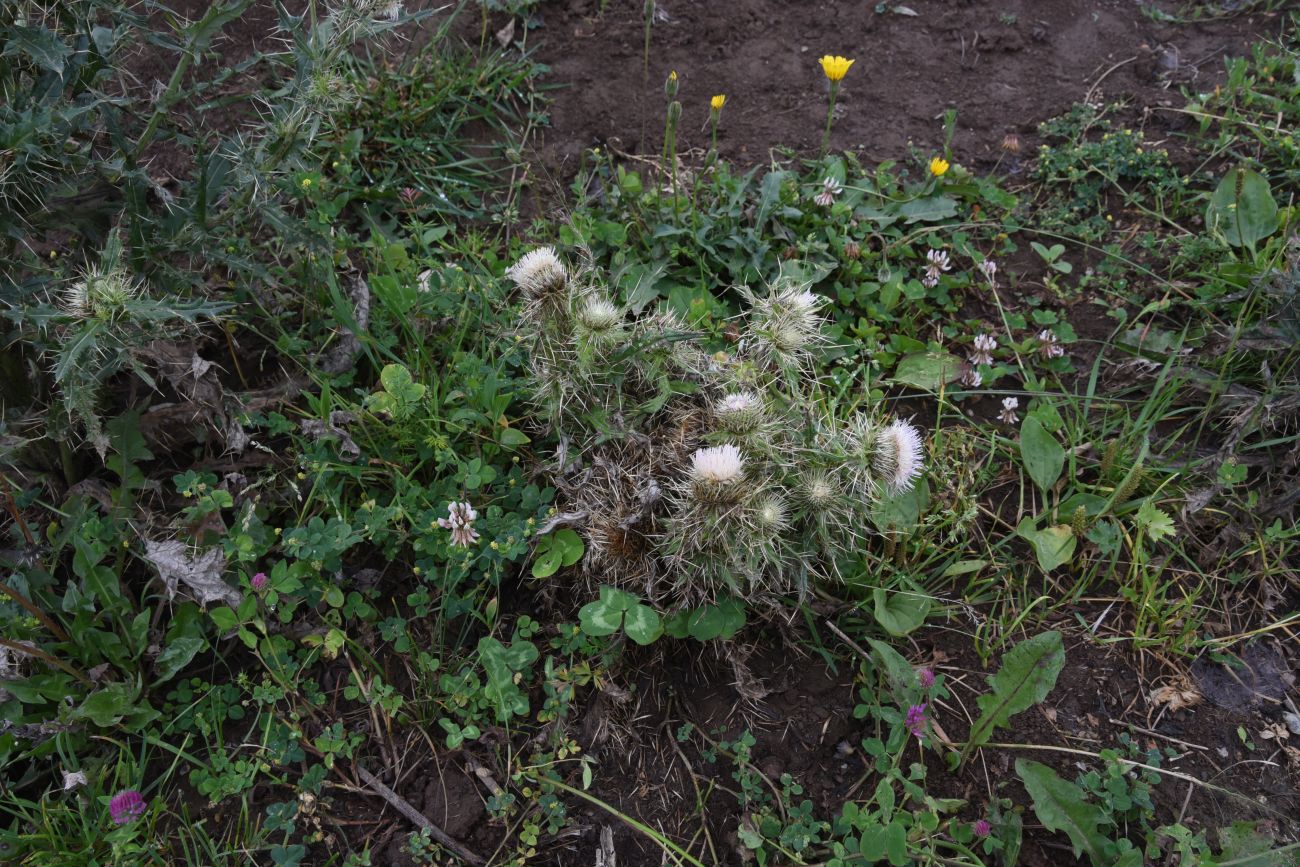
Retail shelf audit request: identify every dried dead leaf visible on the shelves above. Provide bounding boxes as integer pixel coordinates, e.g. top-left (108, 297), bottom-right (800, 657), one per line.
top-left (144, 540), bottom-right (240, 608)
top-left (1149, 680), bottom-right (1202, 713)
top-left (495, 17), bottom-right (514, 47)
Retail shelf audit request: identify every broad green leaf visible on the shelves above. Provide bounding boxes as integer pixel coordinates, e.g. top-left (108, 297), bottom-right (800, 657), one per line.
top-left (1134, 500), bottom-right (1176, 543)
top-left (1020, 416), bottom-right (1065, 492)
top-left (622, 603), bottom-right (662, 645)
top-left (153, 636), bottom-right (205, 683)
top-left (578, 599), bottom-right (622, 636)
top-left (73, 682), bottom-right (140, 727)
top-left (1218, 820), bottom-right (1297, 866)
top-left (866, 638), bottom-right (921, 707)
top-left (1206, 167), bottom-right (1278, 248)
top-left (1015, 760), bottom-right (1112, 864)
top-left (1018, 520), bottom-right (1077, 572)
top-left (891, 352), bottom-right (962, 391)
top-left (898, 194), bottom-right (958, 223)
top-left (872, 588), bottom-right (931, 637)
top-left (884, 820), bottom-right (908, 865)
top-left (964, 632), bottom-right (1065, 758)
top-left (3, 24), bottom-right (73, 74)
top-left (873, 478), bottom-right (930, 533)
top-left (208, 606), bottom-right (239, 632)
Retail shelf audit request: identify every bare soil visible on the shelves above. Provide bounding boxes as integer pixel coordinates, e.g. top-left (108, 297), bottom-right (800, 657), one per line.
top-left (529, 0), bottom-right (1285, 172)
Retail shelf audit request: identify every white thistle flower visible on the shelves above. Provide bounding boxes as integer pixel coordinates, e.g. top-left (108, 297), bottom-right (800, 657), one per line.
top-left (690, 444), bottom-right (744, 484)
top-left (506, 247), bottom-right (567, 298)
top-left (714, 391), bottom-right (764, 435)
top-left (382, 0), bottom-right (402, 20)
top-left (437, 501), bottom-right (480, 547)
top-left (874, 420), bottom-right (924, 494)
top-left (1037, 329), bottom-right (1065, 359)
top-left (999, 397), bottom-right (1020, 424)
top-left (969, 333), bottom-right (997, 367)
top-left (576, 297), bottom-right (621, 333)
top-left (814, 177), bottom-right (842, 207)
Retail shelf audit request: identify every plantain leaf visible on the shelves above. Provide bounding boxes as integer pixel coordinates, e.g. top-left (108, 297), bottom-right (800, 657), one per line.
top-left (1206, 167), bottom-right (1278, 249)
top-left (962, 631), bottom-right (1065, 759)
top-left (1015, 760), bottom-right (1113, 865)
top-left (1020, 416), bottom-right (1065, 492)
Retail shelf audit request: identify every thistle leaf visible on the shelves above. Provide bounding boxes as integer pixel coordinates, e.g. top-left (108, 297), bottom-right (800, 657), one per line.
top-left (962, 631), bottom-right (1065, 759)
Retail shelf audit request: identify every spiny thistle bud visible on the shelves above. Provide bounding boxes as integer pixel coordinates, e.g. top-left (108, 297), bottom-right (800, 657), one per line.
top-left (714, 391), bottom-right (764, 436)
top-left (874, 420), bottom-right (924, 494)
top-left (575, 296), bottom-right (622, 334)
top-left (799, 470), bottom-right (841, 511)
top-left (667, 101), bottom-right (682, 125)
top-left (506, 247), bottom-right (567, 299)
top-left (753, 495), bottom-right (789, 534)
top-left (59, 265), bottom-right (140, 321)
top-left (689, 444), bottom-right (747, 505)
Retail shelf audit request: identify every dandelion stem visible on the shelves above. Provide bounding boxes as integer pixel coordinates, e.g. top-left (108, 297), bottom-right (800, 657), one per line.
top-left (822, 82), bottom-right (839, 157)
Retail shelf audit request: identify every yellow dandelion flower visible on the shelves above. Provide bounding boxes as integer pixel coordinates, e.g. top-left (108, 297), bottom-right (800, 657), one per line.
top-left (711, 94), bottom-right (726, 111)
top-left (929, 157), bottom-right (950, 177)
top-left (819, 55), bottom-right (854, 82)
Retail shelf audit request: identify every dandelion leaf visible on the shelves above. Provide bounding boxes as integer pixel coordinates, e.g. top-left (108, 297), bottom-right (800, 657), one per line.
top-left (1015, 760), bottom-right (1113, 865)
top-left (964, 631), bottom-right (1065, 757)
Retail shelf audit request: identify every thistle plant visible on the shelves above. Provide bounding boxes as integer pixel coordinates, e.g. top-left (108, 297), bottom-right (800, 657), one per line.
top-left (508, 247), bottom-right (926, 609)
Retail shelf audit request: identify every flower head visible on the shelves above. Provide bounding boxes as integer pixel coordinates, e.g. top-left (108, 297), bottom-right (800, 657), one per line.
top-left (978, 259), bottom-right (998, 286)
top-left (918, 667), bottom-right (935, 689)
top-left (60, 265), bottom-right (140, 320)
top-left (1037, 329), bottom-right (1065, 359)
top-left (251, 572), bottom-right (268, 592)
top-left (969, 333), bottom-right (997, 367)
top-left (576, 297), bottom-right (622, 334)
top-left (929, 156), bottom-right (950, 177)
top-left (819, 55), bottom-right (855, 82)
top-left (814, 177), bottom-right (842, 207)
top-left (998, 397), bottom-right (1020, 425)
top-left (753, 495), bottom-right (789, 533)
top-left (715, 391), bottom-right (764, 435)
top-left (926, 249), bottom-right (952, 272)
top-left (904, 703), bottom-right (928, 739)
top-left (437, 502), bottom-right (480, 547)
top-left (506, 247), bottom-right (567, 299)
top-left (973, 818), bottom-right (992, 838)
top-left (109, 789), bottom-right (146, 825)
top-left (711, 94), bottom-right (726, 111)
top-left (874, 420), bottom-right (924, 494)
top-left (690, 444), bottom-right (744, 484)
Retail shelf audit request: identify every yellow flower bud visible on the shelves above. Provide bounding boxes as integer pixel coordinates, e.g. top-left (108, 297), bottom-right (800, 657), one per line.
top-left (710, 94), bottom-right (726, 111)
top-left (819, 55), bottom-right (854, 82)
top-left (929, 157), bottom-right (950, 177)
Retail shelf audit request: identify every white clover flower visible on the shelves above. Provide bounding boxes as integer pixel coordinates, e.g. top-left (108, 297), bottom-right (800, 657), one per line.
top-left (960, 365), bottom-right (983, 388)
top-left (1037, 329), bottom-right (1065, 359)
top-left (814, 177), bottom-right (842, 207)
top-left (715, 391), bottom-right (764, 434)
top-left (926, 249), bottom-right (952, 272)
top-left (921, 272), bottom-right (940, 290)
top-left (506, 247), bottom-right (567, 298)
top-left (875, 420), bottom-right (924, 494)
top-left (978, 259), bottom-right (998, 286)
top-left (999, 397), bottom-right (1020, 424)
top-left (691, 444), bottom-right (744, 483)
top-left (437, 501), bottom-right (480, 547)
top-left (576, 297), bottom-right (621, 333)
top-left (969, 333), bottom-right (997, 367)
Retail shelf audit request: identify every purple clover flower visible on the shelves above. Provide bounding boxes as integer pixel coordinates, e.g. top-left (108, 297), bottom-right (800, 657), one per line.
top-left (917, 668), bottom-right (935, 689)
top-left (904, 703), bottom-right (928, 739)
top-left (109, 789), bottom-right (146, 825)
top-left (251, 571), bottom-right (268, 591)
top-left (973, 818), bottom-right (992, 838)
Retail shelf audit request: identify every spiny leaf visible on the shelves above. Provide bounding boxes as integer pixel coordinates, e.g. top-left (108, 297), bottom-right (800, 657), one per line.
top-left (962, 631), bottom-right (1065, 759)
